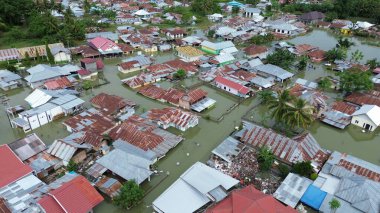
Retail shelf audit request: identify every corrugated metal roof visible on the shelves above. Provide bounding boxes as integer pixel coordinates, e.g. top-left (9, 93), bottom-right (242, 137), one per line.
top-left (211, 137), bottom-right (245, 163)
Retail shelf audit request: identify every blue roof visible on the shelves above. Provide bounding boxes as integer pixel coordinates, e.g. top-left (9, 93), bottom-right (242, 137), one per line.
top-left (300, 185), bottom-right (327, 210)
top-left (227, 1), bottom-right (244, 7)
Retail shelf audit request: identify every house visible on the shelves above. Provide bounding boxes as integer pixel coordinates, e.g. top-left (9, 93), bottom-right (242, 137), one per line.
top-left (182, 36), bottom-right (203, 46)
top-left (321, 101), bottom-right (358, 129)
top-left (77, 69), bottom-right (97, 80)
top-left (50, 46), bottom-right (71, 63)
top-left (88, 37), bottom-right (122, 56)
top-left (308, 49), bottom-right (326, 62)
top-left (294, 44), bottom-right (318, 56)
top-left (214, 53), bottom-right (235, 66)
top-left (201, 41), bottom-right (236, 55)
top-left (351, 104), bottom-right (380, 131)
top-left (211, 136), bottom-right (245, 165)
top-left (179, 88), bottom-right (216, 112)
top-left (117, 43), bottom-right (134, 55)
top-left (144, 107), bottom-right (199, 131)
top-left (118, 55), bottom-right (152, 73)
top-left (176, 46), bottom-right (204, 62)
top-left (308, 151), bottom-right (380, 213)
top-left (134, 9), bottom-right (152, 20)
top-left (24, 88), bottom-right (79, 108)
top-left (207, 185), bottom-right (297, 213)
top-left (80, 58), bottom-right (104, 72)
top-left (207, 13), bottom-right (223, 22)
top-left (215, 76), bottom-right (251, 98)
top-left (95, 141), bottom-right (155, 184)
top-left (0, 70), bottom-right (22, 91)
top-left (255, 64), bottom-right (294, 82)
top-left (299, 11), bottom-right (325, 24)
top-left (94, 177), bottom-right (122, 199)
top-left (162, 28), bottom-right (187, 39)
top-left (0, 48), bottom-right (21, 62)
top-left (243, 7), bottom-right (261, 18)
top-left (243, 45), bottom-right (269, 59)
top-left (267, 21), bottom-right (300, 36)
top-left (345, 91), bottom-right (380, 107)
top-left (273, 173), bottom-right (313, 208)
top-left (90, 93), bottom-right (136, 116)
top-left (153, 162), bottom-right (239, 213)
top-left (24, 64), bottom-right (72, 89)
top-left (108, 116), bottom-right (183, 157)
top-left (44, 77), bottom-right (73, 90)
top-left (238, 121), bottom-right (329, 169)
top-left (85, 31), bottom-right (119, 43)
top-left (37, 175), bottom-right (103, 213)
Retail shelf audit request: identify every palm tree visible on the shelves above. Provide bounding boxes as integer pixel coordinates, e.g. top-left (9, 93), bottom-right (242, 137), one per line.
top-left (257, 146), bottom-right (275, 171)
top-left (268, 90), bottom-right (294, 122)
top-left (329, 198), bottom-right (341, 213)
top-left (283, 98), bottom-right (314, 129)
top-left (350, 50), bottom-right (364, 63)
top-left (257, 90), bottom-right (274, 104)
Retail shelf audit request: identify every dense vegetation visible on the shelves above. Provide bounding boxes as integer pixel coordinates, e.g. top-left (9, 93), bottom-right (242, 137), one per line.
top-left (114, 181), bottom-right (144, 209)
top-left (266, 49), bottom-right (296, 70)
top-left (338, 68), bottom-right (374, 92)
top-left (281, 0), bottom-right (380, 23)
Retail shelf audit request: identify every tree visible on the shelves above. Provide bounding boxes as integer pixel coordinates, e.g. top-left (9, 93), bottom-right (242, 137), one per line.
top-left (329, 198), bottom-right (341, 213)
top-left (310, 173), bottom-right (318, 180)
top-left (6, 64), bottom-right (17, 72)
top-left (82, 80), bottom-right (94, 90)
top-left (173, 69), bottom-right (186, 80)
top-left (258, 90), bottom-right (274, 104)
top-left (292, 161), bottom-right (313, 177)
top-left (283, 98), bottom-right (314, 129)
top-left (114, 181), bottom-right (144, 209)
top-left (366, 58), bottom-right (379, 70)
top-left (207, 29), bottom-right (215, 38)
top-left (266, 49), bottom-right (296, 70)
top-left (23, 52), bottom-right (31, 67)
top-left (257, 146), bottom-right (275, 171)
top-left (336, 37), bottom-right (355, 49)
top-left (297, 56), bottom-right (308, 71)
top-left (46, 44), bottom-right (54, 64)
top-left (278, 164), bottom-right (290, 179)
top-left (35, 49), bottom-right (41, 63)
top-left (318, 77), bottom-right (332, 90)
top-left (325, 48), bottom-right (347, 61)
top-left (191, 0), bottom-right (221, 16)
top-left (232, 6), bottom-right (240, 14)
top-left (339, 68), bottom-right (374, 92)
top-left (268, 90), bottom-right (294, 122)
top-left (66, 160), bottom-right (78, 172)
top-left (350, 50), bottom-right (364, 63)
top-left (250, 34), bottom-right (275, 45)
top-left (0, 0), bottom-right (35, 25)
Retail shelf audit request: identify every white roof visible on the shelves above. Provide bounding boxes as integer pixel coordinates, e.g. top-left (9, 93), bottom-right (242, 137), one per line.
top-left (210, 13), bottom-right (223, 18)
top-left (201, 40), bottom-right (235, 51)
top-left (153, 162), bottom-right (238, 213)
top-left (220, 46), bottom-right (239, 55)
top-left (216, 26), bottom-right (236, 36)
top-left (215, 53), bottom-right (235, 64)
top-left (356, 21), bottom-right (374, 29)
top-left (134, 10), bottom-right (150, 16)
top-left (25, 89), bottom-right (53, 108)
top-left (352, 105), bottom-right (380, 126)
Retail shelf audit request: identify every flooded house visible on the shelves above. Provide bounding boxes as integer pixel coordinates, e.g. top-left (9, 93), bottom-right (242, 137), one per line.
top-left (24, 64), bottom-right (75, 89)
top-left (95, 177), bottom-right (122, 199)
top-left (201, 40), bottom-right (236, 55)
top-left (351, 104), bottom-right (380, 131)
top-left (44, 77), bottom-right (73, 90)
top-left (88, 37), bottom-right (122, 56)
top-left (176, 46), bottom-right (205, 62)
top-left (321, 101), bottom-right (358, 129)
top-left (90, 93), bottom-right (136, 116)
top-left (118, 55), bottom-right (152, 73)
top-left (214, 76), bottom-right (251, 98)
top-left (254, 64), bottom-right (294, 82)
top-left (0, 70), bottom-right (22, 91)
top-left (108, 116), bottom-right (183, 157)
top-left (153, 162), bottom-right (239, 213)
top-left (143, 107), bottom-right (199, 131)
top-left (238, 121), bottom-right (329, 170)
top-left (243, 45), bottom-right (269, 59)
top-left (80, 58), bottom-right (104, 72)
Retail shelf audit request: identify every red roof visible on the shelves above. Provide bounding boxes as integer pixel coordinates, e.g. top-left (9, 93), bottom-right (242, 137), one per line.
top-left (215, 76), bottom-right (250, 95)
top-left (244, 45), bottom-right (268, 56)
top-left (206, 185), bottom-right (296, 213)
top-left (0, 145), bottom-right (32, 188)
top-left (89, 37), bottom-right (118, 51)
top-left (77, 69), bottom-right (92, 76)
top-left (44, 77), bottom-right (72, 90)
top-left (90, 93), bottom-right (136, 115)
top-left (38, 176), bottom-right (103, 213)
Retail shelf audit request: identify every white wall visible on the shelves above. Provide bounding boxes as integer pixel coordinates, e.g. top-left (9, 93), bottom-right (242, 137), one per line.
top-left (351, 114), bottom-right (377, 131)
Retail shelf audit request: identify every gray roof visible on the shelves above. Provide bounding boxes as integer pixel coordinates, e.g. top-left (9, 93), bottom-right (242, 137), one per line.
top-left (47, 139), bottom-right (91, 162)
top-left (255, 64), bottom-right (294, 80)
top-left (153, 162), bottom-right (239, 213)
top-left (96, 148), bottom-right (153, 184)
top-left (295, 78), bottom-right (318, 89)
top-left (245, 7), bottom-right (261, 14)
top-left (8, 133), bottom-right (46, 161)
top-left (211, 136), bottom-right (245, 163)
top-left (201, 40), bottom-right (235, 51)
top-left (113, 139), bottom-right (157, 162)
top-left (19, 103), bottom-right (58, 117)
top-left (0, 70), bottom-right (21, 83)
top-left (122, 55), bottom-right (152, 66)
top-left (321, 110), bottom-right (351, 129)
top-left (86, 32), bottom-right (119, 41)
top-left (50, 46), bottom-right (70, 55)
top-left (250, 76), bottom-right (274, 88)
top-left (273, 173), bottom-right (312, 208)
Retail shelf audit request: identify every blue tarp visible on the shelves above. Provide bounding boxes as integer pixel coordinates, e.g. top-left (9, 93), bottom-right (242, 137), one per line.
top-left (227, 1), bottom-right (244, 7)
top-left (300, 185), bottom-right (327, 210)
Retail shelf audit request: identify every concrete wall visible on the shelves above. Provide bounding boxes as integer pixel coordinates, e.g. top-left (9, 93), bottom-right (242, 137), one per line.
top-left (351, 115), bottom-right (377, 131)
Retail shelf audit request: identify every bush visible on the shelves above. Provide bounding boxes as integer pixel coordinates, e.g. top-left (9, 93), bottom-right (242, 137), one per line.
top-left (310, 172), bottom-right (318, 180)
top-left (114, 181), bottom-right (144, 209)
top-left (278, 164), bottom-right (290, 179)
top-left (82, 80), bottom-right (94, 90)
top-left (292, 161), bottom-right (313, 177)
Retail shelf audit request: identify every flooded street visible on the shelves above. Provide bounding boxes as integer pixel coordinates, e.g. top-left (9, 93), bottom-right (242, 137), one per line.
top-left (1, 29), bottom-right (380, 212)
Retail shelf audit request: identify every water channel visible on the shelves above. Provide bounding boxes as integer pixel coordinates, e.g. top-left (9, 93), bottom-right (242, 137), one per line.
top-left (0, 29), bottom-right (379, 212)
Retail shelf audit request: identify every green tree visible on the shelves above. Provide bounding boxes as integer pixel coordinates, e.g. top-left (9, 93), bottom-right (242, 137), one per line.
top-left (292, 161), bottom-right (313, 177)
top-left (318, 77), bottom-right (332, 90)
top-left (0, 0), bottom-right (35, 25)
top-left (310, 173), bottom-right (318, 180)
top-left (297, 56), bottom-right (308, 71)
top-left (114, 181), bottom-right (144, 209)
top-left (6, 64), bottom-right (17, 72)
top-left (366, 58), bottom-right (379, 70)
top-left (325, 48), bottom-right (347, 61)
top-left (208, 29), bottom-right (215, 38)
top-left (23, 52), bottom-right (31, 67)
top-left (82, 80), bottom-right (94, 90)
top-left (336, 37), bottom-right (355, 49)
top-left (268, 90), bottom-right (294, 122)
top-left (173, 69), bottom-right (186, 80)
top-left (257, 90), bottom-right (274, 104)
top-left (191, 0), bottom-right (221, 16)
top-left (66, 160), bottom-right (78, 172)
top-left (232, 6), bottom-right (240, 14)
top-left (266, 49), bottom-right (296, 70)
top-left (251, 34), bottom-right (274, 45)
top-left (257, 146), bottom-right (275, 171)
top-left (35, 49), bottom-right (41, 63)
top-left (339, 68), bottom-right (374, 92)
top-left (283, 98), bottom-right (314, 129)
top-left (46, 44), bottom-right (54, 64)
top-left (329, 198), bottom-right (341, 213)
top-left (350, 50), bottom-right (364, 63)
top-left (278, 164), bottom-right (290, 179)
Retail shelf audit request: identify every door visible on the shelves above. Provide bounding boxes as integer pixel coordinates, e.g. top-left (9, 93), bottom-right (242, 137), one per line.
top-left (365, 124), bottom-right (371, 130)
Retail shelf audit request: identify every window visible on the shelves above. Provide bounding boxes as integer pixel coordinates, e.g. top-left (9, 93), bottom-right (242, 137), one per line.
top-left (355, 120), bottom-right (359, 124)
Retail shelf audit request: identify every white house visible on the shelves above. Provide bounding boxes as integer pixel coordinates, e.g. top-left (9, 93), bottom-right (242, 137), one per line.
top-left (50, 46), bottom-right (71, 63)
top-left (176, 46), bottom-right (204, 62)
top-left (0, 70), bottom-right (22, 91)
top-left (208, 13), bottom-right (223, 22)
top-left (134, 10), bottom-right (152, 20)
top-left (351, 105), bottom-right (380, 131)
top-left (214, 76), bottom-right (251, 98)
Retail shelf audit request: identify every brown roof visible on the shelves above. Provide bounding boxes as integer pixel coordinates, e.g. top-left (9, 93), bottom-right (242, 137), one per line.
top-left (0, 198), bottom-right (11, 213)
top-left (118, 60), bottom-right (140, 70)
top-left (295, 44), bottom-right (317, 54)
top-left (231, 70), bottom-right (256, 82)
top-left (145, 107), bottom-right (198, 129)
top-left (90, 93), bottom-right (136, 115)
top-left (307, 49), bottom-right (326, 59)
top-left (338, 159), bottom-right (380, 182)
top-left (331, 101), bottom-right (358, 115)
top-left (138, 85), bottom-right (166, 100)
top-left (187, 88), bottom-right (208, 104)
top-left (44, 77), bottom-right (72, 90)
top-left (244, 45), bottom-right (268, 56)
top-left (147, 64), bottom-right (174, 73)
top-left (345, 91), bottom-right (380, 107)
top-left (161, 88), bottom-right (185, 105)
top-left (117, 43), bottom-right (134, 52)
top-left (164, 59), bottom-right (198, 73)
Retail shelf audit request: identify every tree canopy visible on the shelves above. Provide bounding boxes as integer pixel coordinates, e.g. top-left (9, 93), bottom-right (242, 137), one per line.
top-left (250, 34), bottom-right (275, 45)
top-left (114, 181), bottom-right (144, 209)
top-left (266, 49), bottom-right (296, 70)
top-left (292, 161), bottom-right (314, 177)
top-left (191, 0), bottom-right (221, 16)
top-left (257, 146), bottom-right (275, 171)
top-left (339, 68), bottom-right (374, 92)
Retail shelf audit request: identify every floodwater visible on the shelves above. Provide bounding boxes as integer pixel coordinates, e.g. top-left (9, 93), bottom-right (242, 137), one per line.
top-left (1, 30), bottom-right (380, 212)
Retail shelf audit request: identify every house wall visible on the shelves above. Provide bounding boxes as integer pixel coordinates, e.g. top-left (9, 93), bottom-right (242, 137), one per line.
top-left (79, 72), bottom-right (98, 80)
top-left (142, 45), bottom-right (158, 52)
top-left (54, 52), bottom-right (71, 63)
top-left (201, 46), bottom-right (218, 54)
top-left (351, 115), bottom-right (377, 131)
top-left (178, 52), bottom-right (201, 62)
top-left (118, 66), bottom-right (142, 74)
top-left (215, 82), bottom-right (239, 96)
top-left (20, 106), bottom-right (64, 130)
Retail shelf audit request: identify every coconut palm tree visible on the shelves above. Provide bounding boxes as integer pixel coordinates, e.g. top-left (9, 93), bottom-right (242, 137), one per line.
top-left (283, 98), bottom-right (314, 129)
top-left (268, 90), bottom-right (294, 122)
